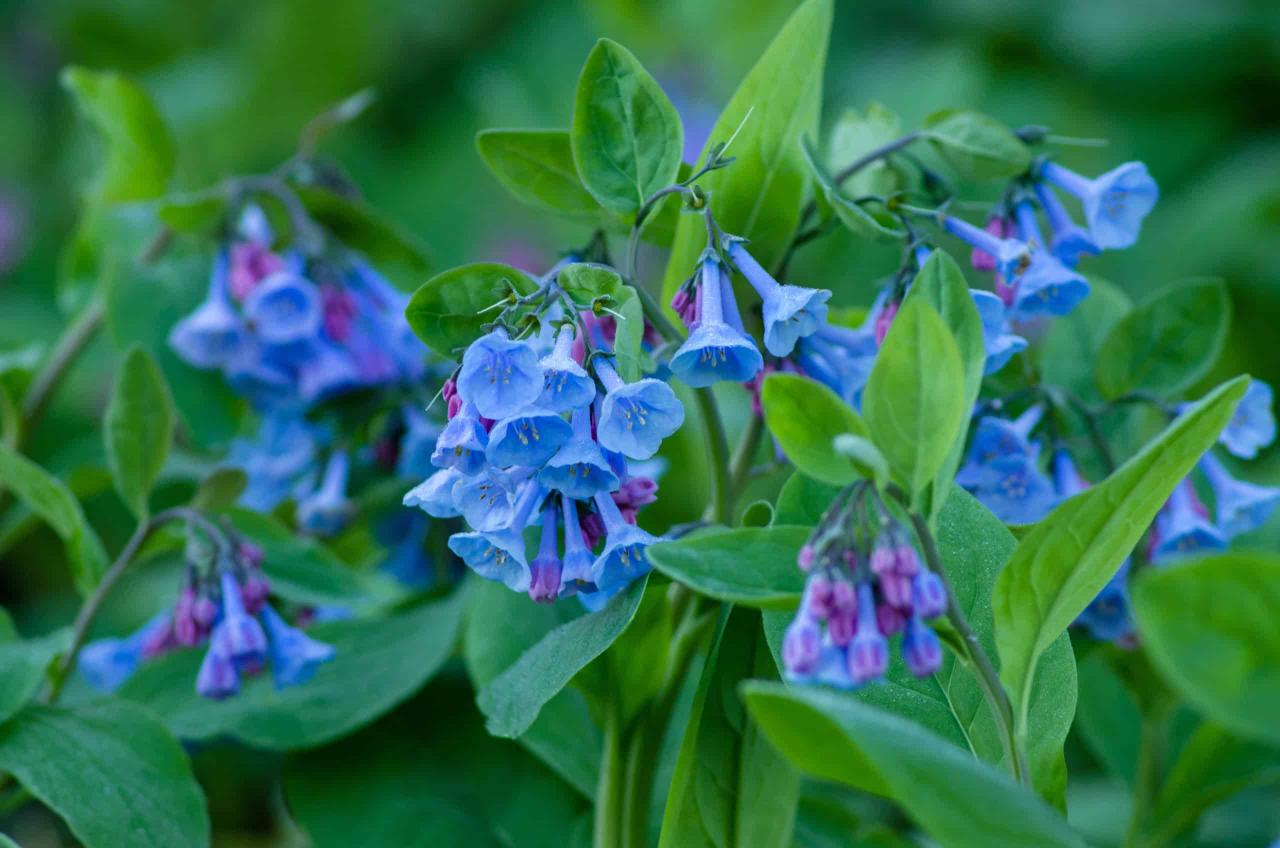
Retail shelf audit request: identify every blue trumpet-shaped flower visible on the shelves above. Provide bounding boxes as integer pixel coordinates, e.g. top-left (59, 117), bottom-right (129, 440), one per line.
top-left (79, 613), bottom-right (171, 692)
top-left (169, 250), bottom-right (245, 369)
top-left (297, 450), bottom-right (354, 537)
top-left (431, 402), bottom-right (488, 475)
top-left (259, 604), bottom-right (335, 689)
top-left (447, 483), bottom-right (545, 591)
top-left (590, 489), bottom-right (658, 598)
top-left (1034, 182), bottom-right (1099, 267)
top-left (941, 214), bottom-right (1030, 280)
top-left (670, 253), bottom-right (763, 387)
top-left (528, 500), bottom-right (563, 603)
top-left (196, 625), bottom-right (239, 700)
top-left (485, 406), bottom-right (573, 468)
top-left (1076, 564), bottom-right (1135, 642)
top-left (902, 615), bottom-right (942, 678)
top-left (1200, 452), bottom-right (1280, 540)
top-left (795, 320), bottom-right (880, 408)
top-left (243, 272), bottom-right (324, 344)
top-left (725, 237), bottom-right (830, 357)
top-left (1151, 478), bottom-right (1226, 563)
top-left (1007, 200), bottom-right (1090, 320)
top-left (959, 455), bottom-right (1058, 525)
top-left (1039, 160), bottom-right (1158, 250)
top-left (403, 467), bottom-right (464, 518)
top-left (538, 407), bottom-right (620, 499)
top-left (560, 496), bottom-right (595, 592)
top-left (296, 338), bottom-right (363, 404)
top-left (958, 405), bottom-right (1045, 470)
top-left (452, 467), bottom-right (526, 532)
top-left (457, 329), bottom-right (545, 420)
top-left (538, 325), bottom-right (596, 412)
top-left (229, 409), bottom-right (325, 512)
top-left (971, 290), bottom-right (1028, 375)
top-left (595, 358), bottom-right (684, 460)
top-left (1218, 379), bottom-right (1276, 460)
top-left (218, 570), bottom-right (267, 669)
top-left (395, 404), bottom-right (440, 481)
top-left (847, 583), bottom-right (888, 685)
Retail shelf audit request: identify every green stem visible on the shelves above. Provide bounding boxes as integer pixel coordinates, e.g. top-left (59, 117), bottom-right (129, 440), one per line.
top-left (728, 412), bottom-right (764, 505)
top-left (626, 184), bottom-right (688, 284)
top-left (18, 296), bottom-right (106, 448)
top-left (695, 388), bottom-right (732, 525)
top-left (594, 706), bottom-right (626, 848)
top-left (1125, 712), bottom-right (1168, 848)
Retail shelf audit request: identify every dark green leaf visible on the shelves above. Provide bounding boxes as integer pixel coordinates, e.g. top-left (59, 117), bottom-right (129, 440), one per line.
top-left (189, 468), bottom-right (248, 512)
top-left (773, 472), bottom-right (841, 527)
top-left (156, 190), bottom-right (228, 235)
top-left (477, 129), bottom-right (604, 218)
top-left (922, 110), bottom-right (1031, 181)
top-left (742, 499), bottom-right (775, 527)
top-left (0, 629), bottom-right (69, 725)
top-left (649, 527), bottom-right (808, 609)
top-left (294, 185), bottom-right (432, 289)
top-left (1074, 653), bottom-right (1142, 787)
top-left (761, 373), bottom-right (868, 486)
top-left (104, 346), bottom-right (174, 519)
top-left (1038, 277), bottom-right (1131, 402)
top-left (225, 508), bottom-right (371, 608)
top-left (405, 262), bottom-right (539, 357)
top-left (0, 701), bottom-right (209, 848)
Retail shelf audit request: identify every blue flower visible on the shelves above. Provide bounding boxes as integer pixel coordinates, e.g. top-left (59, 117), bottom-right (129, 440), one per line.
top-left (447, 483), bottom-right (546, 591)
top-left (971, 290), bottom-right (1027, 375)
top-left (958, 405), bottom-right (1044, 471)
top-left (538, 325), bottom-right (596, 412)
top-left (528, 500), bottom-right (563, 603)
top-left (959, 455), bottom-right (1058, 525)
top-left (452, 467), bottom-right (525, 532)
top-left (1039, 160), bottom-right (1158, 250)
top-left (78, 613), bottom-right (171, 692)
top-left (1151, 478), bottom-right (1226, 563)
top-left (229, 410), bottom-right (325, 511)
top-left (430, 402), bottom-right (489, 475)
top-left (403, 467), bottom-right (463, 518)
top-left (1200, 452), bottom-right (1280, 540)
top-left (590, 490), bottom-right (658, 598)
top-left (847, 583), bottom-right (888, 685)
top-left (395, 404), bottom-right (440, 480)
top-left (1218, 379), bottom-right (1276, 460)
top-left (725, 237), bottom-right (830, 357)
top-left (1075, 563), bottom-right (1134, 642)
top-left (1034, 182), bottom-right (1099, 266)
top-left (902, 616), bottom-right (942, 678)
top-left (941, 214), bottom-right (1030, 280)
top-left (1007, 200), bottom-right (1090, 320)
top-left (484, 406), bottom-right (573, 468)
top-left (243, 272), bottom-right (324, 344)
top-left (457, 329), bottom-right (545, 420)
top-left (297, 450), bottom-right (354, 537)
top-left (559, 496), bottom-right (596, 593)
top-left (595, 358), bottom-right (684, 460)
top-left (377, 510), bottom-right (434, 588)
top-left (259, 604), bottom-right (335, 689)
top-left (670, 253), bottom-right (763, 387)
top-left (218, 570), bottom-right (268, 669)
top-left (169, 250), bottom-right (245, 369)
top-left (795, 322), bottom-right (880, 408)
top-left (195, 626), bottom-right (239, 700)
top-left (296, 339), bottom-right (364, 404)
top-left (538, 407), bottom-right (620, 499)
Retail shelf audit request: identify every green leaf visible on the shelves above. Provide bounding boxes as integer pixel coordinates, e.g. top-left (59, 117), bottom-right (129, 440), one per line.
top-left (761, 373), bottom-right (868, 486)
top-left (1094, 278), bottom-right (1231, 400)
top-left (649, 526), bottom-right (810, 609)
top-left (659, 607), bottom-right (798, 848)
top-left (224, 508), bottom-right (371, 608)
top-left (405, 262), bottom-right (539, 357)
top-left (743, 683), bottom-right (1086, 848)
top-left (773, 472), bottom-right (841, 526)
top-left (293, 185), bottom-right (432, 290)
top-left (742, 499), bottom-right (776, 527)
top-left (557, 264), bottom-right (646, 381)
top-left (827, 104), bottom-right (908, 199)
top-left (992, 376), bottom-right (1249, 748)
top-left (1074, 653), bottom-right (1142, 787)
top-left (0, 443), bottom-right (108, 594)
top-left (922, 110), bottom-right (1031, 181)
top-left (559, 262), bottom-right (626, 304)
top-left (104, 346), bottom-right (174, 519)
top-left (477, 129), bottom-right (604, 218)
top-left (571, 39), bottom-right (683, 215)
top-left (60, 67), bottom-right (174, 202)
top-left (660, 0), bottom-right (833, 311)
top-left (862, 299), bottom-right (966, 503)
top-left (800, 137), bottom-right (905, 241)
top-left (1133, 552), bottom-right (1280, 746)
top-left (477, 576), bottom-right (647, 738)
top-left (0, 630), bottom-right (70, 725)
top-left (188, 468), bottom-right (247, 512)
top-left (156, 190), bottom-right (228, 235)
top-left (0, 700), bottom-right (209, 848)
top-left (120, 590), bottom-right (465, 749)
top-left (1038, 277), bottom-right (1131, 402)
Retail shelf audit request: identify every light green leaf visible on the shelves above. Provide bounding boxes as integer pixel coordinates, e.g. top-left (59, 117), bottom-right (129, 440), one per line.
top-left (294, 185), bottom-right (432, 290)
top-left (571, 39), bottom-right (683, 215)
top-left (104, 346), bottom-right (174, 519)
top-left (761, 373), bottom-right (868, 486)
top-left (649, 526), bottom-right (810, 609)
top-left (743, 683), bottom-right (1086, 848)
top-left (773, 472), bottom-right (841, 527)
top-left (1094, 278), bottom-right (1230, 400)
top-left (659, 607), bottom-right (798, 848)
top-left (477, 577), bottom-right (647, 738)
top-left (1133, 552), bottom-right (1280, 746)
top-left (0, 700), bottom-right (209, 848)
top-left (477, 129), bottom-right (604, 218)
top-left (922, 110), bottom-right (1031, 181)
top-left (405, 263), bottom-right (539, 357)
top-left (827, 104), bottom-right (907, 199)
top-left (862, 299), bottom-right (966, 503)
top-left (156, 190), bottom-right (228, 235)
top-left (661, 0), bottom-right (833, 312)
top-left (0, 630), bottom-right (70, 725)
top-left (1038, 277), bottom-right (1131, 402)
top-left (60, 67), bottom-right (174, 202)
top-left (993, 376), bottom-right (1249, 748)
top-left (120, 590), bottom-right (465, 749)
top-left (558, 264), bottom-right (646, 381)
top-left (801, 137), bottom-right (905, 241)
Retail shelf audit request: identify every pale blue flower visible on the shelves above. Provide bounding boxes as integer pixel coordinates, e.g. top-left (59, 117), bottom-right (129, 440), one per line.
top-left (395, 405), bottom-right (440, 480)
top-left (403, 467), bottom-right (463, 518)
top-left (670, 253), bottom-right (763, 387)
top-left (196, 625), bottom-right (239, 700)
top-left (538, 325), bottom-right (596, 412)
top-left (1034, 181), bottom-right (1099, 266)
top-left (1200, 452), bottom-right (1280, 539)
top-left (538, 407), bottom-right (620, 499)
top-left (941, 214), bottom-right (1030, 280)
top-left (457, 329), bottom-right (544, 420)
top-left (725, 237), bottom-right (830, 357)
top-left (297, 450), bottom-right (353, 537)
top-left (78, 613), bottom-right (170, 692)
top-left (447, 483), bottom-right (545, 591)
top-left (243, 272), bottom-right (324, 344)
top-left (559, 496), bottom-right (595, 593)
top-left (590, 490), bottom-right (658, 598)
top-left (595, 358), bottom-right (684, 460)
top-left (218, 570), bottom-right (267, 668)
top-left (169, 249), bottom-right (245, 368)
top-left (971, 290), bottom-right (1027, 375)
top-left (430, 402), bottom-right (488, 475)
top-left (1008, 200), bottom-right (1090, 320)
top-left (1039, 160), bottom-right (1158, 250)
top-left (452, 467), bottom-right (527, 532)
top-left (260, 604), bottom-right (335, 689)
top-left (1151, 478), bottom-right (1226, 563)
top-left (485, 406), bottom-right (573, 468)
top-left (1219, 379), bottom-right (1276, 460)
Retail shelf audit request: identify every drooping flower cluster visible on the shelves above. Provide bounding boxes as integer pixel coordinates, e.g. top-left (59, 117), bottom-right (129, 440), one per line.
top-left (781, 484), bottom-right (948, 688)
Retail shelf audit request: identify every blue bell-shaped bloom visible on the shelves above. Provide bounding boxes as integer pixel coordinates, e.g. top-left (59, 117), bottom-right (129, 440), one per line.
top-left (484, 406), bottom-right (573, 468)
top-left (260, 604), bottom-right (335, 689)
top-left (902, 616), bottom-right (942, 678)
top-left (958, 405), bottom-right (1045, 475)
top-left (960, 455), bottom-right (1058, 525)
top-left (297, 450), bottom-right (354, 537)
top-left (1218, 379), bottom-right (1276, 460)
top-left (169, 250), bottom-right (246, 369)
top-left (296, 338), bottom-right (364, 404)
top-left (452, 467), bottom-right (529, 532)
top-left (229, 409), bottom-right (324, 511)
top-left (1200, 452), bottom-right (1280, 540)
top-left (528, 501), bottom-right (563, 603)
top-left (1034, 182), bottom-right (1100, 267)
top-left (589, 490), bottom-right (658, 598)
top-left (1075, 563), bottom-right (1134, 642)
top-left (1039, 160), bottom-right (1158, 250)
top-left (78, 613), bottom-right (171, 692)
top-left (725, 237), bottom-right (831, 357)
top-left (377, 510), bottom-right (434, 588)
top-left (1007, 200), bottom-right (1090, 320)
top-left (195, 625), bottom-right (240, 700)
top-left (559, 496), bottom-right (595, 595)
top-left (217, 570), bottom-right (267, 669)
top-left (447, 483), bottom-right (546, 591)
top-left (457, 329), bottom-right (545, 420)
top-left (430, 402), bottom-right (488, 475)
top-left (795, 319), bottom-right (881, 408)
top-left (538, 407), bottom-right (620, 499)
top-left (941, 214), bottom-right (1030, 280)
top-left (538, 325), bottom-right (596, 412)
top-left (1151, 478), bottom-right (1226, 563)
top-left (395, 405), bottom-right (440, 480)
top-left (670, 253), bottom-right (763, 387)
top-left (595, 358), bottom-right (684, 460)
top-left (971, 290), bottom-right (1027, 375)
top-left (243, 271), bottom-right (324, 344)
top-left (403, 466), bottom-right (464, 518)
top-left (847, 583), bottom-right (888, 685)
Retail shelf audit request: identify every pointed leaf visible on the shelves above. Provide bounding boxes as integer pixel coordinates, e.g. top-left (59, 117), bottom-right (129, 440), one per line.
top-left (761, 372), bottom-right (868, 486)
top-left (477, 129), bottom-right (603, 218)
top-left (105, 346), bottom-right (174, 519)
top-left (649, 526), bottom-right (810, 609)
top-left (405, 263), bottom-right (539, 357)
top-left (922, 110), bottom-right (1030, 181)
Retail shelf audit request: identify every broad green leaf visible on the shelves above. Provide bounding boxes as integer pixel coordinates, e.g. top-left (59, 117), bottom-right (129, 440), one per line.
top-left (571, 39), bottom-right (683, 215)
top-left (661, 0), bottom-right (833, 312)
top-left (743, 683), bottom-right (1086, 848)
top-left (60, 67), bottom-right (174, 202)
top-left (189, 468), bottom-right (247, 512)
top-left (405, 262), bottom-right (539, 357)
top-left (104, 346), bottom-right (174, 519)
top-left (659, 607), bottom-right (798, 848)
top-left (761, 373), bottom-right (868, 486)
top-left (827, 104), bottom-right (907, 199)
top-left (1133, 552), bottom-right (1280, 746)
top-left (649, 526), bottom-right (809, 609)
top-left (773, 472), bottom-right (841, 527)
top-left (1074, 653), bottom-right (1142, 787)
top-left (0, 700), bottom-right (209, 848)
top-left (120, 590), bottom-right (464, 749)
top-left (0, 443), bottom-right (108, 594)
top-left (477, 577), bottom-right (647, 738)
top-left (477, 129), bottom-right (603, 218)
top-left (224, 508), bottom-right (371, 608)
top-left (294, 185), bottom-right (432, 290)
top-left (922, 110), bottom-right (1031, 181)
top-left (463, 578), bottom-right (600, 799)
top-left (285, 678), bottom-right (592, 848)
top-left (800, 137), bottom-right (905, 241)
top-left (0, 629), bottom-right (70, 724)
top-left (993, 376), bottom-right (1248, 747)
top-left (1094, 278), bottom-right (1230, 400)
top-left (862, 299), bottom-right (966, 503)
top-left (1038, 277), bottom-right (1131, 402)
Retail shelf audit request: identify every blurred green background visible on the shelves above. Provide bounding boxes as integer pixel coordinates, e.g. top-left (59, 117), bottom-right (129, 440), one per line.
top-left (2, 0), bottom-right (1279, 844)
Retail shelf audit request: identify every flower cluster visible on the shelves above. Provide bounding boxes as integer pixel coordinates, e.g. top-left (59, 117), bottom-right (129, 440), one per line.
top-left (781, 485), bottom-right (948, 688)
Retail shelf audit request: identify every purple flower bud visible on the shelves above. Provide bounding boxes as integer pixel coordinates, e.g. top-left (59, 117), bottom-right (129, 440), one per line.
top-left (876, 602), bottom-right (906, 636)
top-left (827, 610), bottom-right (856, 647)
top-left (893, 545), bottom-right (920, 576)
top-left (879, 572), bottom-right (913, 610)
top-left (804, 575), bottom-right (834, 620)
top-left (830, 579), bottom-right (856, 615)
top-left (849, 583), bottom-right (889, 685)
top-left (912, 570), bottom-right (948, 619)
top-left (903, 617), bottom-right (943, 678)
top-left (869, 544), bottom-right (896, 575)
top-left (782, 614), bottom-right (822, 676)
top-left (528, 501), bottom-right (563, 603)
top-left (797, 544), bottom-right (816, 571)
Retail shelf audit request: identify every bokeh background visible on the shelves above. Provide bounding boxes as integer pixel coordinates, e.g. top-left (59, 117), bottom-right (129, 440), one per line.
top-left (2, 0), bottom-right (1279, 845)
